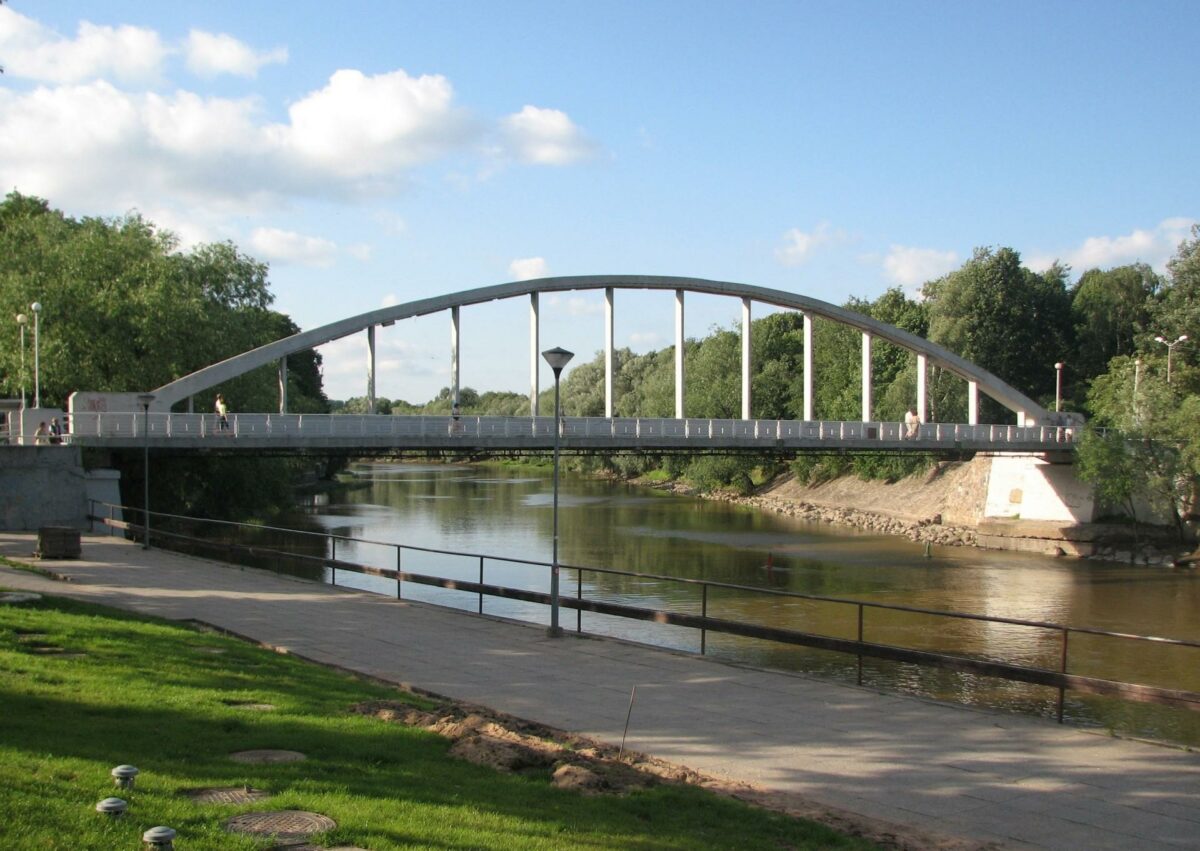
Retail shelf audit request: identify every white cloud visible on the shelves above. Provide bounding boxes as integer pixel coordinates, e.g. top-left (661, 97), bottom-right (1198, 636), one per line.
top-left (547, 293), bottom-right (602, 317)
top-left (883, 245), bottom-right (959, 287)
top-left (0, 6), bottom-right (167, 83)
top-left (381, 294), bottom-right (401, 307)
top-left (509, 257), bottom-right (548, 280)
top-left (500, 105), bottom-right (597, 165)
top-left (185, 30), bottom-right (287, 78)
top-left (1026, 219), bottom-right (1197, 277)
top-left (250, 227), bottom-right (338, 267)
top-left (629, 331), bottom-right (664, 347)
top-left (775, 222), bottom-right (845, 266)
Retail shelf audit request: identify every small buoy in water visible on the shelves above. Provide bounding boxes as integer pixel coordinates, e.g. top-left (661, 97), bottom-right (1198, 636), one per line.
top-left (766, 551), bottom-right (774, 570)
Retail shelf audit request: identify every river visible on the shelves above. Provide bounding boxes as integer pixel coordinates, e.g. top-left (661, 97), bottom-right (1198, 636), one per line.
top-left (290, 461), bottom-right (1200, 746)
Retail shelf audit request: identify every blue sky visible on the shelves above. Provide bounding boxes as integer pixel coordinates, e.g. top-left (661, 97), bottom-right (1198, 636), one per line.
top-left (2, 1), bottom-right (1197, 403)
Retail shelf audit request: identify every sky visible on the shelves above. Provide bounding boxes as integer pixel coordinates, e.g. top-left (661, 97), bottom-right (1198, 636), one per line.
top-left (2, 1), bottom-right (1197, 404)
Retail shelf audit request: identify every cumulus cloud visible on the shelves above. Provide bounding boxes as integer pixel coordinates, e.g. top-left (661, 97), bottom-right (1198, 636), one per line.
top-left (883, 245), bottom-right (959, 287)
top-left (1025, 219), bottom-right (1197, 277)
top-left (185, 30), bottom-right (287, 78)
top-left (500, 105), bottom-right (597, 165)
top-left (0, 6), bottom-right (167, 83)
top-left (250, 227), bottom-right (338, 267)
top-left (546, 293), bottom-right (602, 316)
top-left (509, 257), bottom-right (548, 280)
top-left (775, 222), bottom-right (845, 266)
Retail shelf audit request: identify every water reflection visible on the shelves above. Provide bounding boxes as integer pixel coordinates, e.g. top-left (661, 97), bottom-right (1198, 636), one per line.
top-left (280, 461), bottom-right (1200, 745)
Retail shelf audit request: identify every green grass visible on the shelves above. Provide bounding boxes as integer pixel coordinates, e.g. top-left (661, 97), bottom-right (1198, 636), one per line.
top-left (0, 596), bottom-right (874, 850)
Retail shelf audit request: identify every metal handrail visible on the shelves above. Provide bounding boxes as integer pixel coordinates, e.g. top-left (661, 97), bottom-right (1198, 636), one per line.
top-left (89, 500), bottom-right (1199, 722)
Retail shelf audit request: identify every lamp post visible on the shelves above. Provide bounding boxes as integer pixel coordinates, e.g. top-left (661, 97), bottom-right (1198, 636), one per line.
top-left (1153, 334), bottom-right (1188, 384)
top-left (1133, 358), bottom-right (1142, 424)
top-left (31, 301), bottom-right (41, 408)
top-left (137, 394), bottom-right (155, 550)
top-left (15, 313), bottom-right (27, 408)
top-left (1054, 362), bottom-right (1064, 412)
top-left (541, 346), bottom-right (573, 637)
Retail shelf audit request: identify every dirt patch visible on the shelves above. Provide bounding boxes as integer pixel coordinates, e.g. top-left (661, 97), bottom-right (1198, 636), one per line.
top-left (352, 699), bottom-right (997, 850)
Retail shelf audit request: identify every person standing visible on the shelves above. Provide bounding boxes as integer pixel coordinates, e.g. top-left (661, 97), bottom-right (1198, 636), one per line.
top-left (48, 417), bottom-right (63, 444)
top-left (34, 421), bottom-right (50, 445)
top-left (904, 407), bottom-right (919, 439)
top-left (215, 394), bottom-right (229, 431)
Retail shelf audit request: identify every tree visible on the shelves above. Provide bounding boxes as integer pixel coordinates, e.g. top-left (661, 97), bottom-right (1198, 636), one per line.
top-left (1070, 264), bottom-right (1158, 392)
top-left (923, 248), bottom-right (1072, 421)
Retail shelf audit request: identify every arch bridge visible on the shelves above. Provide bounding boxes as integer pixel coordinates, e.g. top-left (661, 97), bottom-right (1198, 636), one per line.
top-left (66, 276), bottom-right (1073, 454)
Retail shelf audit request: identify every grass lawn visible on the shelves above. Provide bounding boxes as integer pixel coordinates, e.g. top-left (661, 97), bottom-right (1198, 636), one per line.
top-left (0, 593), bottom-right (875, 850)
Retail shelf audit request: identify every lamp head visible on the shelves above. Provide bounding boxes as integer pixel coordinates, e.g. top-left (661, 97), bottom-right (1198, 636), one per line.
top-left (1054, 362), bottom-right (1063, 370)
top-left (1155, 336), bottom-right (1165, 344)
top-left (1180, 335), bottom-right (1189, 343)
top-left (31, 302), bottom-right (41, 313)
top-left (136, 393), bottom-right (155, 411)
top-left (541, 347), bottom-right (574, 374)
top-left (16, 313), bottom-right (27, 325)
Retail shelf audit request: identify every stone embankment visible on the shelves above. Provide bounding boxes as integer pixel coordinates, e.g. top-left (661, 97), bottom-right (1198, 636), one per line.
top-left (729, 493), bottom-right (978, 547)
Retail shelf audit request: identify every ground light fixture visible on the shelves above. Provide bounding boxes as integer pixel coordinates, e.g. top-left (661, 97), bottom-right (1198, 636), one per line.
top-left (95, 797), bottom-right (128, 816)
top-left (541, 346), bottom-right (573, 637)
top-left (1054, 362), bottom-right (1064, 412)
top-left (142, 825), bottom-right (177, 850)
top-left (111, 764), bottom-right (139, 789)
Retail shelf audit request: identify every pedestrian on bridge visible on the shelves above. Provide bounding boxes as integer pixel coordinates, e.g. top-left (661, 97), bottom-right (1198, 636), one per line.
top-left (904, 407), bottom-right (919, 439)
top-left (215, 394), bottom-right (229, 431)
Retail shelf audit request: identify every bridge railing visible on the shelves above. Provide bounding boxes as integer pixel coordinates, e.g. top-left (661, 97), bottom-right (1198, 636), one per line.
top-left (64, 410), bottom-right (1078, 448)
top-left (88, 500), bottom-right (1198, 729)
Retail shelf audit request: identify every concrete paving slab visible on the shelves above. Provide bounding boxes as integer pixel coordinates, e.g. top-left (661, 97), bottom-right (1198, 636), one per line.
top-left (1, 533), bottom-right (1197, 851)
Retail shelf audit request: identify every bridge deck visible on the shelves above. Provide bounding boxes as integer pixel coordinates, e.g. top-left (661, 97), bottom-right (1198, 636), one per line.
top-left (64, 412), bottom-right (1075, 454)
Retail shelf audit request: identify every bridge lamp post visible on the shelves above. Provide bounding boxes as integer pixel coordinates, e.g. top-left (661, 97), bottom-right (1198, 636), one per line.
top-left (1054, 362), bottom-right (1064, 412)
top-left (31, 301), bottom-right (42, 408)
top-left (1153, 334), bottom-right (1188, 384)
top-left (137, 394), bottom-right (155, 550)
top-left (541, 346), bottom-right (573, 638)
top-left (15, 313), bottom-right (27, 409)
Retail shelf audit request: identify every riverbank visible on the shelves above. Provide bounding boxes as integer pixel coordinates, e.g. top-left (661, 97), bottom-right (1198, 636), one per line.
top-left (663, 458), bottom-right (1190, 565)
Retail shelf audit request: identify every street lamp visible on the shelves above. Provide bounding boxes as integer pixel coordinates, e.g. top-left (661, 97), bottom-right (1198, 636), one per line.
top-left (1054, 362), bottom-right (1064, 413)
top-left (137, 394), bottom-right (155, 549)
top-left (31, 301), bottom-right (41, 408)
top-left (1153, 334), bottom-right (1188, 384)
top-left (541, 346), bottom-right (573, 637)
top-left (15, 313), bottom-right (27, 408)
top-left (1133, 358), bottom-right (1142, 424)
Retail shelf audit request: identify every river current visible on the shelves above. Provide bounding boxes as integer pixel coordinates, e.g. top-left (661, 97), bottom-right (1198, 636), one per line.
top-left (291, 462), bottom-right (1200, 746)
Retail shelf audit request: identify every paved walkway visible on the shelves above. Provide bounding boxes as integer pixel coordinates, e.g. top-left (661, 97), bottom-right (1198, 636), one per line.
top-left (2, 534), bottom-right (1197, 850)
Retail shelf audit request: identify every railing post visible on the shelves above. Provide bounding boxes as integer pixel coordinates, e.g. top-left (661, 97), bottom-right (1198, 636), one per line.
top-left (576, 568), bottom-right (583, 633)
top-left (479, 556), bottom-right (485, 614)
top-left (1058, 627), bottom-right (1069, 723)
top-left (330, 536), bottom-right (336, 586)
top-left (701, 583), bottom-right (708, 655)
top-left (396, 547), bottom-right (403, 599)
top-left (857, 603), bottom-right (865, 685)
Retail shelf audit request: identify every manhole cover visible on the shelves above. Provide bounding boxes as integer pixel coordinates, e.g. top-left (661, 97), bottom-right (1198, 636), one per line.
top-left (0, 592), bottom-right (42, 604)
top-left (185, 786), bottom-right (271, 804)
top-left (226, 701), bottom-right (277, 711)
top-left (223, 810), bottom-right (335, 841)
top-left (230, 749), bottom-right (306, 764)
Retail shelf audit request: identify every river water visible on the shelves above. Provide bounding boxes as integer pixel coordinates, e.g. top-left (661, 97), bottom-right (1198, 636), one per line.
top-left (293, 462), bottom-right (1200, 746)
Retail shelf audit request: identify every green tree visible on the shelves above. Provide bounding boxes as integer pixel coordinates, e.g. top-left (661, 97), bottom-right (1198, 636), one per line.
top-left (923, 248), bottom-right (1072, 421)
top-left (1070, 264), bottom-right (1158, 395)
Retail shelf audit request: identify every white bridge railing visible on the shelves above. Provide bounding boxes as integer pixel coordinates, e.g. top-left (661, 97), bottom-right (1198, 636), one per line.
top-left (62, 411), bottom-right (1076, 450)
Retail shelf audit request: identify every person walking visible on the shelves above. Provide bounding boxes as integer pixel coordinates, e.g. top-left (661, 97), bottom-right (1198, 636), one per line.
top-left (215, 394), bottom-right (229, 432)
top-left (48, 417), bottom-right (63, 444)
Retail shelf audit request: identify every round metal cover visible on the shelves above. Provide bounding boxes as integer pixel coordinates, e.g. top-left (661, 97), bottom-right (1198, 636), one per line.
top-left (185, 786), bottom-right (270, 804)
top-left (222, 810), bottom-right (335, 841)
top-left (229, 749), bottom-right (306, 764)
